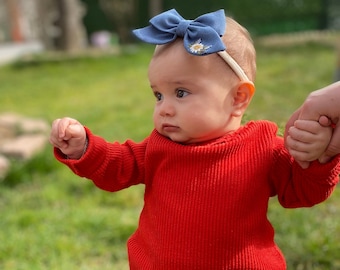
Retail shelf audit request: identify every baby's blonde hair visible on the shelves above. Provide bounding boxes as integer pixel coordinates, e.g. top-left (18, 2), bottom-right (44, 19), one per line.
top-left (152, 16), bottom-right (256, 83)
top-left (221, 17), bottom-right (256, 82)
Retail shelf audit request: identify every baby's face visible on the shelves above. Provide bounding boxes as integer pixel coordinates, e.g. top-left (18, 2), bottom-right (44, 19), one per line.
top-left (148, 40), bottom-right (242, 144)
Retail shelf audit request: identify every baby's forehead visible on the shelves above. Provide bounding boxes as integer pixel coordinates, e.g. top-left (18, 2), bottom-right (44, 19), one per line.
top-left (153, 39), bottom-right (183, 56)
top-left (150, 41), bottom-right (235, 83)
top-left (153, 40), bottom-right (227, 66)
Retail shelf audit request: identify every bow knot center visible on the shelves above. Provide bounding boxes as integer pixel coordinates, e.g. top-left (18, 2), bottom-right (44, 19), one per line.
top-left (176, 20), bottom-right (192, 37)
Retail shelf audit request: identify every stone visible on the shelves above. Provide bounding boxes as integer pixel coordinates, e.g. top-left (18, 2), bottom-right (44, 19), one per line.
top-left (0, 113), bottom-right (50, 178)
top-left (0, 134), bottom-right (48, 160)
top-left (0, 155), bottom-right (10, 179)
top-left (0, 113), bottom-right (21, 141)
top-left (20, 118), bottom-right (49, 134)
top-left (0, 112), bottom-right (49, 135)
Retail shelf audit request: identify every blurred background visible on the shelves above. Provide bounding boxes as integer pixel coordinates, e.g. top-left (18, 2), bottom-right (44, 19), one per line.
top-left (0, 0), bottom-right (339, 51)
top-left (1, 1), bottom-right (340, 269)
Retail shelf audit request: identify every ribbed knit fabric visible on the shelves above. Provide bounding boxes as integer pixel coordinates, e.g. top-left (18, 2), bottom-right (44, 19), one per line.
top-left (55, 120), bottom-right (340, 269)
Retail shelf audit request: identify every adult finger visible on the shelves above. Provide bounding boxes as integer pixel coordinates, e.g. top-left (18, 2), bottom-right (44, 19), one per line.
top-left (319, 126), bottom-right (340, 163)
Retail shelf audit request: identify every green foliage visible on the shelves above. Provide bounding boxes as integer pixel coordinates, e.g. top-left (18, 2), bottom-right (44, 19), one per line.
top-left (156, 0), bottom-right (326, 35)
top-left (3, 147), bottom-right (58, 187)
top-left (80, 0), bottom-right (328, 39)
top-left (0, 42), bottom-right (339, 269)
top-left (271, 196), bottom-right (340, 269)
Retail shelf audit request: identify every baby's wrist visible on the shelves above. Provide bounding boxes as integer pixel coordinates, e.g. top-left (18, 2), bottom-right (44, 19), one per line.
top-left (66, 137), bottom-right (88, 160)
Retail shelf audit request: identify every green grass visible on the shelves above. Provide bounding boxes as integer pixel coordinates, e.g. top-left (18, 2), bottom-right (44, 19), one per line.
top-left (0, 42), bottom-right (339, 269)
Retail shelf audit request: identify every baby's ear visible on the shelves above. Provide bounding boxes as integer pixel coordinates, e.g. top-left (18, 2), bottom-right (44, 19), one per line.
top-left (232, 81), bottom-right (255, 117)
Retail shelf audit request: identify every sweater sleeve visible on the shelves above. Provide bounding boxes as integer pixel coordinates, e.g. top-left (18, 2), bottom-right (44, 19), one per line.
top-left (54, 127), bottom-right (147, 192)
top-left (269, 136), bottom-right (340, 208)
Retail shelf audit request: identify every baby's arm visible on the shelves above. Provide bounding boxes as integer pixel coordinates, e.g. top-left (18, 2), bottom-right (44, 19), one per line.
top-left (286, 119), bottom-right (332, 168)
top-left (49, 117), bottom-right (87, 159)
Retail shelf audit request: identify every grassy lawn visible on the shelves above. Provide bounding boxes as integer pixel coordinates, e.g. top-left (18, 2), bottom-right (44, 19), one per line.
top-left (0, 41), bottom-right (339, 269)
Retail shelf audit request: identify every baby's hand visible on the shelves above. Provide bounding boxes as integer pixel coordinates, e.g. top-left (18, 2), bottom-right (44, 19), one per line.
top-left (49, 117), bottom-right (86, 159)
top-left (286, 119), bottom-right (332, 168)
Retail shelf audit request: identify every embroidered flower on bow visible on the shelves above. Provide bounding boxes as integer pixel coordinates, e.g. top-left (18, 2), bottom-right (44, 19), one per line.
top-left (189, 39), bottom-right (212, 55)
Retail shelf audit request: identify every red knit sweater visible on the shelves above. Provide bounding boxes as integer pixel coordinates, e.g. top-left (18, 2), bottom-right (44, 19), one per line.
top-left (55, 120), bottom-right (340, 269)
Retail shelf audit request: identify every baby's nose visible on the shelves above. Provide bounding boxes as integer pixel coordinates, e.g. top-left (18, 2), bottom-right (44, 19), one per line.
top-left (159, 100), bottom-right (175, 117)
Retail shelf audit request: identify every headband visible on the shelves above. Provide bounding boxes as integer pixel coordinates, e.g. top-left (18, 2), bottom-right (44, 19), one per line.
top-left (132, 9), bottom-right (251, 82)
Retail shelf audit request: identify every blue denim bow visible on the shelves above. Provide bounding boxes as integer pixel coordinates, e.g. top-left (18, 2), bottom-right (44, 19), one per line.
top-left (132, 9), bottom-right (226, 56)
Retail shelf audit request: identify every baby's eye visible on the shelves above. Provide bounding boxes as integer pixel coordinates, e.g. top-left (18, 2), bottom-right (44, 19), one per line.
top-left (154, 91), bottom-right (163, 101)
top-left (176, 89), bottom-right (189, 98)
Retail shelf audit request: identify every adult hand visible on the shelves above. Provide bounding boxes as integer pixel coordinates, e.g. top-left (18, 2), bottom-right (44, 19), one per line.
top-left (285, 81), bottom-right (340, 163)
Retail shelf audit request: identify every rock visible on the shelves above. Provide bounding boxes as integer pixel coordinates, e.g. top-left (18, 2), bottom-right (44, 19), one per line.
top-left (0, 113), bottom-right (50, 179)
top-left (0, 134), bottom-right (49, 160)
top-left (0, 113), bottom-right (49, 135)
top-left (0, 113), bottom-right (20, 140)
top-left (0, 155), bottom-right (10, 179)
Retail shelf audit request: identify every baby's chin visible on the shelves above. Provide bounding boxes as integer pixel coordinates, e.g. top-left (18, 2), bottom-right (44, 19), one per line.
top-left (157, 131), bottom-right (191, 145)
top-left (166, 134), bottom-right (208, 145)
top-left (168, 132), bottom-right (234, 146)
top-left (157, 127), bottom-right (219, 145)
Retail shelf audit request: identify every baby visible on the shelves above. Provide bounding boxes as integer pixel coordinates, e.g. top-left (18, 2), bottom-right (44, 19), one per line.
top-left (50, 9), bottom-right (340, 269)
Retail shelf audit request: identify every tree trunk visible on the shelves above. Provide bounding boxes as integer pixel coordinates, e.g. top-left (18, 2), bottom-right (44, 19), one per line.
top-left (98, 0), bottom-right (136, 44)
top-left (5, 0), bottom-right (23, 42)
top-left (54, 0), bottom-right (87, 51)
top-left (149, 0), bottom-right (163, 17)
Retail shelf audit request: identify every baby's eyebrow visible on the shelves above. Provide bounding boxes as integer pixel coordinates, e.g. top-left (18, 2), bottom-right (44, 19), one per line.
top-left (150, 79), bottom-right (197, 92)
top-left (150, 84), bottom-right (161, 91)
top-left (170, 80), bottom-right (193, 87)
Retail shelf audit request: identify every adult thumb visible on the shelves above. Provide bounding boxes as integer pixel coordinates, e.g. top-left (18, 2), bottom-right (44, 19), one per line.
top-left (319, 125), bottom-right (340, 163)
